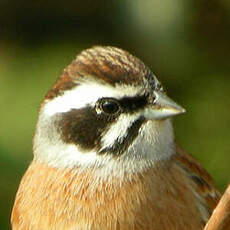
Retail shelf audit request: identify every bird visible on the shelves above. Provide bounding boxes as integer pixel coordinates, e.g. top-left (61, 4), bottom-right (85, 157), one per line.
top-left (11, 46), bottom-right (220, 230)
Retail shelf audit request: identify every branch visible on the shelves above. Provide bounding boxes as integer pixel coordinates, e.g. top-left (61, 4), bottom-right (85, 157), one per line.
top-left (204, 184), bottom-right (230, 230)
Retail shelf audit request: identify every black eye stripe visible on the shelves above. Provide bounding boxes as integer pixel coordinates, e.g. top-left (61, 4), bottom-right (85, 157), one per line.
top-left (96, 95), bottom-right (148, 115)
top-left (119, 95), bottom-right (148, 113)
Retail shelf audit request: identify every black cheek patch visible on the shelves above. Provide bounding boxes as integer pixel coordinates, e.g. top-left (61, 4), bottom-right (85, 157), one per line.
top-left (58, 107), bottom-right (116, 151)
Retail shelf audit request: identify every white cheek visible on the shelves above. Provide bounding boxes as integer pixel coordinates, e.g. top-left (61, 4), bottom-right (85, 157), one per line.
top-left (43, 82), bottom-right (142, 116)
top-left (100, 113), bottom-right (139, 150)
top-left (35, 142), bottom-right (99, 168)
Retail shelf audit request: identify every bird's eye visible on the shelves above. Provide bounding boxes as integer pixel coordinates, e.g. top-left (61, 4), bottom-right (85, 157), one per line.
top-left (99, 98), bottom-right (121, 115)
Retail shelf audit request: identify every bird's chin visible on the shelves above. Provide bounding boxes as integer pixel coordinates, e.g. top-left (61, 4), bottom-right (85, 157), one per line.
top-left (93, 119), bottom-right (175, 179)
top-left (125, 119), bottom-right (175, 161)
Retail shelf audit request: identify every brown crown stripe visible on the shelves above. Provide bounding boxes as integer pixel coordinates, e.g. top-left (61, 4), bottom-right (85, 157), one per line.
top-left (68, 46), bottom-right (150, 86)
top-left (45, 71), bottom-right (76, 100)
top-left (45, 46), bottom-right (153, 100)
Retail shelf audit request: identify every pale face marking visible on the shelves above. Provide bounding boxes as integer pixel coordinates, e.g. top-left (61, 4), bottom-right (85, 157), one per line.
top-left (100, 113), bottom-right (140, 151)
top-left (34, 79), bottom-right (175, 177)
top-left (43, 81), bottom-right (143, 117)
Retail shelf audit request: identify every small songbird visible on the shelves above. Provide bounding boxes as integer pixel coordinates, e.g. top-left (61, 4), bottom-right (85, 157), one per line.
top-left (11, 46), bottom-right (220, 230)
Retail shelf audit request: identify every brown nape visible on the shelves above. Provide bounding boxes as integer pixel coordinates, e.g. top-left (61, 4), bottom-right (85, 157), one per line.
top-left (45, 46), bottom-right (153, 100)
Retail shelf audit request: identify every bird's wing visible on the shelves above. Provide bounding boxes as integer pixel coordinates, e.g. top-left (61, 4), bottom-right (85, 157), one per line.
top-left (174, 145), bottom-right (221, 222)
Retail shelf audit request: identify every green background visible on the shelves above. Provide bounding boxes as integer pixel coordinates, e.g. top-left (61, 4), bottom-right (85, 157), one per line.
top-left (1, 1), bottom-right (230, 229)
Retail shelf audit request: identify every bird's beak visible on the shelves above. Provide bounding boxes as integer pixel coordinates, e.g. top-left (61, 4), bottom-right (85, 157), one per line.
top-left (143, 91), bottom-right (186, 120)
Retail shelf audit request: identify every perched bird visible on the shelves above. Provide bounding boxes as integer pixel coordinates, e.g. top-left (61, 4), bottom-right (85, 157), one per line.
top-left (11, 46), bottom-right (220, 230)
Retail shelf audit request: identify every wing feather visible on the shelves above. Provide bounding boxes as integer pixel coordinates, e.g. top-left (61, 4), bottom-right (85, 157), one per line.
top-left (174, 145), bottom-right (221, 221)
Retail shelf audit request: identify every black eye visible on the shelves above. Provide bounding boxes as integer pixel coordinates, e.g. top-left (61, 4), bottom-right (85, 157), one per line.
top-left (99, 99), bottom-right (120, 114)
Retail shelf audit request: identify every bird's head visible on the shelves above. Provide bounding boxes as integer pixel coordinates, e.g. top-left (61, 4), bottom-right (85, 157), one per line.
top-left (33, 46), bottom-right (185, 177)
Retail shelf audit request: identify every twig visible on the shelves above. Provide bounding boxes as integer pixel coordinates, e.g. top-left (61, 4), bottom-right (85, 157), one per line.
top-left (204, 184), bottom-right (230, 230)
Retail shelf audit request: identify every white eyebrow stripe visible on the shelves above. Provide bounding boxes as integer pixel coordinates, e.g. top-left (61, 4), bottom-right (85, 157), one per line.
top-left (43, 81), bottom-right (142, 116)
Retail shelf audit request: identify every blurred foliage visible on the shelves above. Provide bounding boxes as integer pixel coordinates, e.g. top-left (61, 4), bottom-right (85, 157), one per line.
top-left (1, 0), bottom-right (230, 229)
